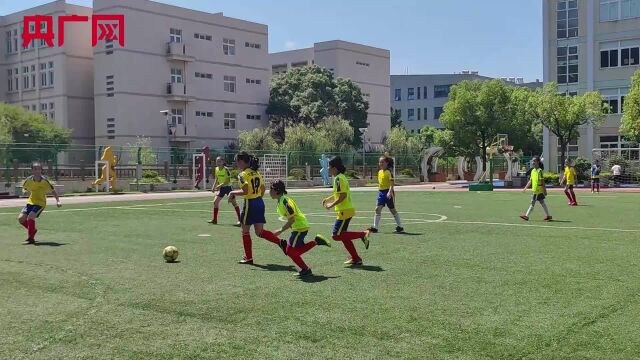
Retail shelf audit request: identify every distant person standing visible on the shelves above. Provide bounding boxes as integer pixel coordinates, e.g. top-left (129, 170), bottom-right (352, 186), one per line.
top-left (591, 161), bottom-right (601, 193)
top-left (611, 163), bottom-right (622, 187)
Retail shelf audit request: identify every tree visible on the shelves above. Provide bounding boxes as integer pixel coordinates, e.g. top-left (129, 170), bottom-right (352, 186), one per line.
top-left (238, 128), bottom-right (279, 151)
top-left (267, 65), bottom-right (370, 147)
top-left (620, 69), bottom-right (640, 142)
top-left (316, 116), bottom-right (354, 153)
top-left (126, 136), bottom-right (158, 165)
top-left (390, 107), bottom-right (402, 128)
top-left (440, 80), bottom-right (513, 174)
top-left (529, 83), bottom-right (605, 171)
top-left (334, 78), bottom-right (369, 147)
top-left (509, 86), bottom-right (543, 155)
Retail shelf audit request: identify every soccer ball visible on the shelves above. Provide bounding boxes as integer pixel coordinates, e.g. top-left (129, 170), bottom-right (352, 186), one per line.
top-left (163, 246), bottom-right (179, 262)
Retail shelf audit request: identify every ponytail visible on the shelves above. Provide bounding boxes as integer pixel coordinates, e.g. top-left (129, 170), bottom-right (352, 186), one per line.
top-left (383, 156), bottom-right (394, 171)
top-left (329, 156), bottom-right (346, 174)
top-left (249, 156), bottom-right (260, 171)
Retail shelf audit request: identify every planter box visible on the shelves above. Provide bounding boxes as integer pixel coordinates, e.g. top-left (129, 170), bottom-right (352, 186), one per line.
top-left (54, 184), bottom-right (65, 196)
top-left (469, 182), bottom-right (494, 191)
top-left (429, 173), bottom-right (447, 182)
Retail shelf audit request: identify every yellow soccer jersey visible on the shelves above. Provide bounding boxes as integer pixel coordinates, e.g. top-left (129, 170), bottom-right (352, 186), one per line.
top-left (564, 166), bottom-right (576, 185)
top-left (23, 176), bottom-right (54, 207)
top-left (214, 166), bottom-right (231, 186)
top-left (277, 196), bottom-right (309, 232)
top-left (378, 169), bottom-right (393, 190)
top-left (238, 169), bottom-right (263, 199)
top-left (333, 173), bottom-right (355, 219)
top-left (530, 168), bottom-right (545, 195)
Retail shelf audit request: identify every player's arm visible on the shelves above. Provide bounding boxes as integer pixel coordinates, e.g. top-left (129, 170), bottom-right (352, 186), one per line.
top-left (388, 178), bottom-right (395, 198)
top-left (50, 188), bottom-right (62, 207)
top-left (230, 183), bottom-right (248, 198)
top-left (540, 177), bottom-right (547, 195)
top-left (211, 177), bottom-right (218, 192)
top-left (325, 192), bottom-right (346, 209)
top-left (275, 216), bottom-right (294, 236)
top-left (523, 179), bottom-right (531, 192)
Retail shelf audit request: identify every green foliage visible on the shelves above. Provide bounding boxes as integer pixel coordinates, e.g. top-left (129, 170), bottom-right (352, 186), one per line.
top-left (399, 168), bottom-right (416, 177)
top-left (345, 169), bottom-right (360, 179)
top-left (267, 65), bottom-right (368, 147)
top-left (608, 154), bottom-right (628, 168)
top-left (288, 168), bottom-right (306, 180)
top-left (316, 117), bottom-right (355, 153)
top-left (573, 157), bottom-right (591, 182)
top-left (238, 128), bottom-right (279, 151)
top-left (127, 136), bottom-right (158, 165)
top-left (620, 69), bottom-right (640, 142)
top-left (391, 107), bottom-right (402, 128)
top-left (543, 172), bottom-right (560, 185)
top-left (141, 170), bottom-right (166, 184)
top-left (529, 83), bottom-right (605, 170)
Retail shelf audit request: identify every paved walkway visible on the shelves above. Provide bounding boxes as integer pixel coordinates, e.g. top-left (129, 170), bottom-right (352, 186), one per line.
top-left (1, 183), bottom-right (637, 208)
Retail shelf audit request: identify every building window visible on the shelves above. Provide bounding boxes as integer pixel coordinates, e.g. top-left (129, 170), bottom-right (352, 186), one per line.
top-left (246, 114), bottom-right (262, 120)
top-left (601, 87), bottom-right (629, 114)
top-left (171, 68), bottom-right (183, 83)
top-left (171, 108), bottom-right (183, 125)
top-left (194, 33), bottom-right (212, 41)
top-left (417, 108), bottom-right (421, 121)
top-left (224, 75), bottom-right (236, 93)
top-left (434, 107), bottom-right (444, 119)
top-left (557, 45), bottom-right (578, 84)
top-left (417, 86), bottom-right (421, 100)
top-left (394, 88), bottom-right (401, 101)
top-left (223, 38), bottom-right (236, 55)
top-left (170, 28), bottom-right (182, 43)
top-left (600, 0), bottom-right (640, 21)
top-left (245, 42), bottom-right (261, 49)
top-left (407, 108), bottom-right (415, 121)
top-left (423, 107), bottom-right (428, 120)
top-left (39, 22), bottom-right (48, 47)
top-left (48, 62), bottom-right (54, 86)
top-left (195, 72), bottom-right (213, 79)
top-left (49, 111), bottom-right (54, 120)
top-left (224, 113), bottom-right (236, 129)
top-left (600, 41), bottom-right (640, 68)
top-left (434, 85), bottom-right (451, 98)
top-left (423, 86), bottom-right (428, 99)
top-left (407, 88), bottom-right (415, 100)
top-left (557, 0), bottom-right (578, 39)
top-left (246, 78), bottom-right (261, 85)
top-left (7, 69), bottom-right (12, 91)
top-left (356, 61), bottom-right (370, 67)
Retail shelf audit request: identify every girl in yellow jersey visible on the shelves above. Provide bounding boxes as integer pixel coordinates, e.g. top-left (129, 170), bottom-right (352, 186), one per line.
top-left (560, 159), bottom-right (578, 206)
top-left (520, 156), bottom-right (552, 222)
top-left (18, 163), bottom-right (62, 244)
top-left (369, 155), bottom-right (404, 233)
top-left (228, 152), bottom-right (282, 264)
top-left (322, 156), bottom-right (371, 266)
top-left (261, 180), bottom-right (331, 277)
top-left (208, 156), bottom-right (241, 225)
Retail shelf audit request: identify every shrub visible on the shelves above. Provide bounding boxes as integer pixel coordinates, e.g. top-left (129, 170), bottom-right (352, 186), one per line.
top-left (400, 168), bottom-right (416, 177)
top-left (141, 170), bottom-right (165, 184)
top-left (345, 170), bottom-right (359, 179)
top-left (289, 168), bottom-right (306, 180)
top-left (608, 155), bottom-right (628, 168)
top-left (143, 170), bottom-right (159, 179)
top-left (573, 157), bottom-right (591, 182)
top-left (543, 172), bottom-right (560, 185)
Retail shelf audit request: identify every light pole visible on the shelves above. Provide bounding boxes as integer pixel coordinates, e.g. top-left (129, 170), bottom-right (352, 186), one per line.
top-left (359, 128), bottom-right (368, 178)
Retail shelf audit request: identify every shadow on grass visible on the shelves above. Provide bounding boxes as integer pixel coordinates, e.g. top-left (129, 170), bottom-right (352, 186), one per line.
top-left (251, 263), bottom-right (296, 272)
top-left (165, 260), bottom-right (182, 264)
top-left (23, 241), bottom-right (67, 247)
top-left (395, 232), bottom-right (424, 236)
top-left (549, 220), bottom-right (572, 223)
top-left (348, 265), bottom-right (385, 272)
top-left (298, 275), bottom-right (340, 283)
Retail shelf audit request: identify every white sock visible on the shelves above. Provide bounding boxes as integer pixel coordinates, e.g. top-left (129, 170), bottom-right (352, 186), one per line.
top-left (393, 213), bottom-right (402, 227)
top-left (374, 213), bottom-right (381, 229)
top-left (526, 205), bottom-right (534, 217)
top-left (540, 202), bottom-right (550, 216)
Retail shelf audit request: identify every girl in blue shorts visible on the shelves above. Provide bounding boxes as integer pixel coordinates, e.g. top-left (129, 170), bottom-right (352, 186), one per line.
top-left (369, 155), bottom-right (404, 233)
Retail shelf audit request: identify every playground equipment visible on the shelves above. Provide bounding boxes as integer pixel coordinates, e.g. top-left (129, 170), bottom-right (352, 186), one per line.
top-left (93, 146), bottom-right (117, 192)
top-left (421, 147), bottom-right (444, 180)
top-left (192, 146), bottom-right (210, 189)
top-left (319, 154), bottom-right (330, 186)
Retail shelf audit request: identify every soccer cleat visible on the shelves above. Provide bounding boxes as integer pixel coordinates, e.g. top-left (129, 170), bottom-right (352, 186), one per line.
top-left (314, 234), bottom-right (331, 247)
top-left (395, 226), bottom-right (405, 233)
top-left (296, 268), bottom-right (313, 277)
top-left (233, 222), bottom-right (242, 227)
top-left (279, 239), bottom-right (288, 255)
top-left (24, 238), bottom-right (35, 245)
top-left (519, 214), bottom-right (529, 221)
top-left (361, 230), bottom-right (370, 250)
top-left (238, 256), bottom-right (253, 264)
top-left (207, 219), bottom-right (217, 224)
top-left (344, 258), bottom-right (363, 266)
top-left (571, 202), bottom-right (578, 206)
top-left (544, 216), bottom-right (553, 221)
top-left (368, 227), bottom-right (379, 233)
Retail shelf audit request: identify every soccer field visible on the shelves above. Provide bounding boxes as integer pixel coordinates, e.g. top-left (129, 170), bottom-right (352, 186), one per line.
top-left (1, 190), bottom-right (640, 359)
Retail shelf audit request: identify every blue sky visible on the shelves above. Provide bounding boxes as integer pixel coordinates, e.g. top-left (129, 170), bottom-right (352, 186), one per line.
top-left (3, 0), bottom-right (543, 81)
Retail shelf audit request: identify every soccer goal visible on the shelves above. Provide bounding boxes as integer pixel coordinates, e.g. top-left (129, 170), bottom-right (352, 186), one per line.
top-left (262, 154), bottom-right (288, 187)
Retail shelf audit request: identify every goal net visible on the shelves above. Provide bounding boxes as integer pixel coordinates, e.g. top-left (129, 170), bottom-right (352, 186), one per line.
top-left (262, 154), bottom-right (288, 187)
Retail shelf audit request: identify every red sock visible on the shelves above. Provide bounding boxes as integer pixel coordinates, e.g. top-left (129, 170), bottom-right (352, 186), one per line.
top-left (287, 246), bottom-right (309, 270)
top-left (242, 233), bottom-right (252, 259)
top-left (259, 230), bottom-right (281, 245)
top-left (213, 207), bottom-right (219, 221)
top-left (564, 190), bottom-right (572, 202)
top-left (596, 183), bottom-right (600, 192)
top-left (20, 221), bottom-right (28, 229)
top-left (591, 182), bottom-right (595, 192)
top-left (300, 241), bottom-right (316, 255)
top-left (234, 206), bottom-right (241, 221)
top-left (27, 219), bottom-right (36, 239)
top-left (570, 189), bottom-right (577, 204)
top-left (333, 231), bottom-right (365, 242)
top-left (335, 239), bottom-right (361, 261)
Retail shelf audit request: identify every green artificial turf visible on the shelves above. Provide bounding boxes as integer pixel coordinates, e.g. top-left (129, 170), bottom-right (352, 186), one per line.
top-left (1, 190), bottom-right (639, 359)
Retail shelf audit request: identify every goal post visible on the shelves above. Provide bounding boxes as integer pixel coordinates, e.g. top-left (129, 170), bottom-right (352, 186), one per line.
top-left (262, 154), bottom-right (288, 187)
